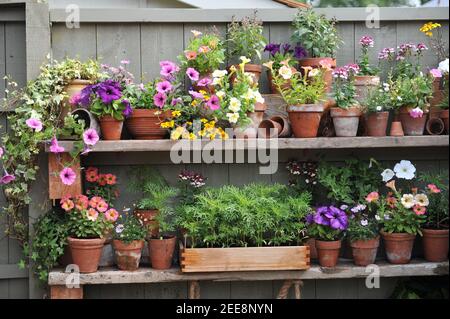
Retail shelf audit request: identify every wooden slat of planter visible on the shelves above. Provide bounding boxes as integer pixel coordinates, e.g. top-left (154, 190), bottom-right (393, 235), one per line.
top-left (48, 153), bottom-right (82, 200)
top-left (181, 246), bottom-right (310, 273)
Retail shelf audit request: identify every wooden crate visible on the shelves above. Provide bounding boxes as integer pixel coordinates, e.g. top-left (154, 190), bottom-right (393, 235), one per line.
top-left (180, 244), bottom-right (310, 273)
top-left (48, 153), bottom-right (82, 200)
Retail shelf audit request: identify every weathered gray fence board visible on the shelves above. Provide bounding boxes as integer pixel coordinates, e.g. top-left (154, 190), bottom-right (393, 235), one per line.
top-left (5, 22), bottom-right (26, 89)
top-left (0, 23), bottom-right (5, 99)
top-left (336, 22), bottom-right (355, 66)
top-left (51, 23), bottom-right (97, 61)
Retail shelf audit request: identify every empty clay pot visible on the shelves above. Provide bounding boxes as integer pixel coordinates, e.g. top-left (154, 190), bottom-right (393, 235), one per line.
top-left (350, 237), bottom-right (380, 266)
top-left (330, 107), bottom-right (362, 137)
top-left (99, 116), bottom-right (123, 140)
top-left (287, 104), bottom-right (324, 138)
top-left (270, 115), bottom-right (292, 138)
top-left (113, 240), bottom-right (144, 271)
top-left (258, 119), bottom-right (282, 139)
top-left (315, 239), bottom-right (341, 268)
top-left (390, 121), bottom-right (404, 137)
top-left (68, 237), bottom-right (106, 273)
top-left (426, 117), bottom-right (445, 135)
top-left (365, 112), bottom-right (389, 137)
top-left (148, 236), bottom-right (177, 270)
top-left (125, 109), bottom-right (169, 140)
top-left (381, 231), bottom-right (415, 264)
top-left (441, 109), bottom-right (449, 133)
top-left (398, 107), bottom-right (428, 136)
top-left (134, 209), bottom-right (159, 238)
top-left (422, 228), bottom-right (449, 262)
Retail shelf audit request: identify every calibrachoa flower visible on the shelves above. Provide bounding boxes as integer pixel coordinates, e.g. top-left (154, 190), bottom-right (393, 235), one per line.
top-left (366, 192), bottom-right (380, 203)
top-left (26, 118), bottom-right (43, 132)
top-left (96, 200), bottom-right (109, 213)
top-left (394, 160), bottom-right (416, 180)
top-left (185, 51), bottom-right (197, 61)
top-left (60, 167), bottom-right (77, 186)
top-left (413, 205), bottom-right (427, 215)
top-left (104, 209), bottom-right (119, 222)
top-left (186, 68), bottom-right (200, 82)
top-left (98, 174), bottom-right (108, 186)
top-left (87, 208), bottom-right (99, 221)
top-left (74, 195), bottom-right (89, 210)
top-left (105, 174), bottom-right (117, 185)
top-left (60, 197), bottom-right (75, 212)
top-left (359, 35), bottom-right (374, 48)
top-left (409, 107), bottom-right (424, 119)
top-left (89, 196), bottom-right (103, 209)
top-left (83, 128), bottom-right (100, 146)
top-left (49, 136), bottom-right (65, 154)
top-left (86, 169), bottom-right (99, 183)
top-left (428, 184), bottom-right (441, 193)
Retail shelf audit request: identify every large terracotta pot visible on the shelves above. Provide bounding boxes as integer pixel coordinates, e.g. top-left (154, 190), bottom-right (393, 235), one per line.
top-left (113, 240), bottom-right (144, 271)
top-left (422, 229), bottom-right (449, 262)
top-left (381, 231), bottom-right (415, 264)
top-left (287, 104), bottom-right (325, 138)
top-left (354, 75), bottom-right (380, 105)
top-left (398, 107), bottom-right (428, 136)
top-left (315, 239), bottom-right (341, 267)
top-left (68, 237), bottom-right (106, 273)
top-left (99, 116), bottom-right (123, 140)
top-left (365, 112), bottom-right (389, 137)
top-left (441, 109), bottom-right (449, 133)
top-left (148, 236), bottom-right (177, 270)
top-left (134, 209), bottom-right (159, 238)
top-left (350, 237), bottom-right (380, 266)
top-left (125, 109), bottom-right (169, 140)
top-left (330, 107), bottom-right (362, 137)
top-left (298, 58), bottom-right (336, 93)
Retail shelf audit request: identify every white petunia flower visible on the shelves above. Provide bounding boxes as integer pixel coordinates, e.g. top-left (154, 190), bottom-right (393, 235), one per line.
top-left (229, 98), bottom-right (241, 112)
top-left (226, 112), bottom-right (240, 124)
top-left (414, 194), bottom-right (429, 207)
top-left (361, 219), bottom-right (369, 226)
top-left (279, 65), bottom-right (293, 80)
top-left (401, 194), bottom-right (415, 209)
top-left (394, 160), bottom-right (416, 180)
top-left (213, 70), bottom-right (228, 78)
top-left (438, 58), bottom-right (449, 74)
top-left (381, 169), bottom-right (395, 182)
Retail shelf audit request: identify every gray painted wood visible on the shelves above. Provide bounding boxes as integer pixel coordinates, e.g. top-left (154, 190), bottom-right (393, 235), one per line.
top-left (5, 22), bottom-right (26, 89)
top-left (51, 23), bottom-right (97, 60)
top-left (0, 23), bottom-right (5, 100)
top-left (336, 22), bottom-right (355, 66)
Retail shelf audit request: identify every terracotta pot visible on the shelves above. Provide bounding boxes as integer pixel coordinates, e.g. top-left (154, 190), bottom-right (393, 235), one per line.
top-left (315, 239), bottom-right (341, 267)
top-left (270, 115), bottom-right (292, 138)
top-left (247, 102), bottom-right (267, 127)
top-left (422, 229), bottom-right (449, 262)
top-left (350, 237), bottom-right (380, 266)
top-left (354, 75), bottom-right (380, 105)
top-left (258, 119), bottom-right (282, 139)
top-left (125, 109), bottom-right (169, 140)
top-left (235, 103), bottom-right (268, 139)
top-left (441, 109), bottom-right (449, 133)
top-left (148, 236), bottom-right (177, 270)
top-left (68, 237), bottom-right (106, 273)
top-left (431, 77), bottom-right (444, 107)
top-left (298, 58), bottom-right (336, 93)
top-left (287, 104), bottom-right (324, 138)
top-left (231, 64), bottom-right (262, 86)
top-left (390, 121), bottom-right (404, 137)
top-left (398, 107), bottom-right (428, 136)
top-left (426, 117), bottom-right (445, 135)
top-left (113, 240), bottom-right (144, 271)
top-left (365, 112), bottom-right (389, 137)
top-left (381, 231), bottom-right (415, 264)
top-left (330, 107), bottom-right (362, 137)
top-left (429, 106), bottom-right (442, 119)
top-left (99, 116), bottom-right (123, 140)
top-left (134, 209), bottom-right (159, 238)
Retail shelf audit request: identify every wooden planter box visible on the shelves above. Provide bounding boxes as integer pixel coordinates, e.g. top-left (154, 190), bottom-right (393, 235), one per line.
top-left (180, 244), bottom-right (310, 273)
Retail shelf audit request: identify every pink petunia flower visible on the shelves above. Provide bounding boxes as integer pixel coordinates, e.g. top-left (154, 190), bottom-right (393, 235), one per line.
top-left (186, 68), bottom-right (200, 82)
top-left (153, 92), bottom-right (167, 108)
top-left (60, 197), bottom-right (75, 212)
top-left (104, 209), bottom-right (119, 222)
top-left (430, 68), bottom-right (443, 78)
top-left (26, 118), bottom-right (43, 132)
top-left (89, 196), bottom-right (103, 209)
top-left (0, 147), bottom-right (4, 158)
top-left (83, 129), bottom-right (100, 146)
top-left (428, 184), bottom-right (441, 193)
top-left (366, 191), bottom-right (380, 203)
top-left (0, 170), bottom-right (16, 185)
top-left (49, 136), bottom-right (65, 154)
top-left (413, 205), bottom-right (426, 215)
top-left (156, 80), bottom-right (173, 94)
top-left (60, 167), bottom-right (77, 186)
top-left (207, 95), bottom-right (220, 111)
top-left (197, 77), bottom-right (212, 87)
top-left (409, 107), bottom-right (424, 119)
top-left (189, 90), bottom-right (204, 100)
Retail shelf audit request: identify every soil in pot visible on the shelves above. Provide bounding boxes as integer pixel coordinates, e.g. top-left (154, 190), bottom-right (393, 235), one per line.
top-left (350, 237), bottom-right (380, 266)
top-left (354, 75), bottom-right (380, 105)
top-left (441, 109), bottom-right (449, 133)
top-left (287, 104), bottom-right (324, 138)
top-left (99, 116), bottom-right (123, 140)
top-left (315, 239), bottom-right (341, 267)
top-left (148, 236), bottom-right (177, 270)
top-left (113, 240), bottom-right (145, 271)
top-left (330, 107), bottom-right (362, 137)
top-left (365, 112), bottom-right (389, 137)
top-left (68, 237), bottom-right (106, 273)
top-left (126, 109), bottom-right (169, 140)
top-left (398, 107), bottom-right (428, 136)
top-left (134, 209), bottom-right (159, 238)
top-left (422, 229), bottom-right (449, 262)
top-left (298, 58), bottom-right (336, 93)
top-left (381, 231), bottom-right (415, 264)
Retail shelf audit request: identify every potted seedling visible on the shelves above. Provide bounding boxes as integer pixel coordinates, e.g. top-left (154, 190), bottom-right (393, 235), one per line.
top-left (363, 82), bottom-right (393, 137)
top-left (355, 36), bottom-right (381, 104)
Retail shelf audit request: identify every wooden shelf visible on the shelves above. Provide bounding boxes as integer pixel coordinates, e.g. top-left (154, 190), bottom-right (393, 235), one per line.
top-left (46, 136), bottom-right (449, 153)
top-left (48, 260), bottom-right (448, 286)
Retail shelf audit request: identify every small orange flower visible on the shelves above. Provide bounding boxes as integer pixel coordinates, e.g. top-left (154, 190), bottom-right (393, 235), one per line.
top-left (413, 205), bottom-right (426, 215)
top-left (105, 174), bottom-right (117, 185)
top-left (185, 50), bottom-right (197, 61)
top-left (98, 174), bottom-right (107, 186)
top-left (85, 169), bottom-right (99, 183)
top-left (61, 198), bottom-right (74, 212)
top-left (386, 196), bottom-right (397, 209)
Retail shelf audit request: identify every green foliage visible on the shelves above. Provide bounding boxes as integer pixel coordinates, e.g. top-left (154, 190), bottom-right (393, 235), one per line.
top-left (308, 223), bottom-right (343, 242)
top-left (332, 70), bottom-right (358, 109)
top-left (176, 184), bottom-right (312, 248)
top-left (347, 214), bottom-right (379, 242)
top-left (113, 213), bottom-right (147, 244)
top-left (394, 75), bottom-right (433, 111)
top-left (318, 158), bottom-right (382, 205)
top-left (227, 15), bottom-right (267, 62)
top-left (66, 210), bottom-right (113, 239)
top-left (364, 84), bottom-right (394, 113)
top-left (375, 198), bottom-right (425, 235)
top-left (291, 8), bottom-right (341, 58)
top-left (418, 172), bottom-right (449, 229)
top-left (358, 46), bottom-right (379, 76)
top-left (20, 210), bottom-right (69, 283)
top-left (391, 277), bottom-right (449, 300)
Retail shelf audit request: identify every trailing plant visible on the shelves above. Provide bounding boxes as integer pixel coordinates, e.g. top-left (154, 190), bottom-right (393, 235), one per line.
top-left (227, 14), bottom-right (267, 63)
top-left (0, 58), bottom-right (103, 246)
top-left (332, 64), bottom-right (360, 109)
top-left (306, 206), bottom-right (348, 241)
top-left (291, 8), bottom-right (341, 58)
top-left (113, 212), bottom-right (147, 244)
top-left (176, 184), bottom-right (312, 248)
top-left (357, 35), bottom-right (379, 76)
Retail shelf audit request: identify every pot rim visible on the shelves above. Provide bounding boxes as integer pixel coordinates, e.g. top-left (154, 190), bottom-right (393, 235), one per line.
top-left (67, 79), bottom-right (92, 85)
top-left (380, 230), bottom-right (416, 240)
top-left (100, 115), bottom-right (123, 122)
top-left (315, 239), bottom-right (342, 249)
top-left (113, 239), bottom-right (145, 249)
top-left (288, 104), bottom-right (325, 112)
top-left (421, 228), bottom-right (449, 235)
top-left (298, 57), bottom-right (337, 66)
top-left (398, 106), bottom-right (430, 114)
top-left (330, 107), bottom-right (362, 117)
top-left (148, 235), bottom-right (177, 242)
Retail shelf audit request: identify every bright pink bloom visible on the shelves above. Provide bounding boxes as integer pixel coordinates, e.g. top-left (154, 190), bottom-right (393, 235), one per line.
top-left (207, 95), bottom-right (220, 111)
top-left (89, 196), bottom-right (103, 209)
top-left (428, 184), bottom-right (441, 193)
top-left (189, 90), bottom-right (204, 100)
top-left (359, 35), bottom-right (374, 48)
top-left (26, 118), bottom-right (43, 132)
top-left (366, 191), bottom-right (380, 203)
top-left (0, 147), bottom-right (4, 158)
top-left (430, 68), bottom-right (443, 78)
top-left (74, 195), bottom-right (89, 210)
top-left (96, 200), bottom-right (109, 213)
top-left (83, 129), bottom-right (100, 146)
top-left (197, 77), bottom-right (212, 87)
top-left (186, 68), bottom-right (200, 82)
top-left (409, 107), bottom-right (424, 119)
top-left (120, 60), bottom-right (130, 65)
top-left (413, 205), bottom-right (426, 215)
top-left (153, 92), bottom-right (167, 108)
top-left (156, 80), bottom-right (173, 94)
top-left (50, 136), bottom-right (65, 154)
top-left (104, 209), bottom-right (119, 222)
top-left (59, 167), bottom-right (77, 186)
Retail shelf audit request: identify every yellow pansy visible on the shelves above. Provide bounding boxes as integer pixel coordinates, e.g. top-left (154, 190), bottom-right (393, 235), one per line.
top-left (200, 118), bottom-right (208, 124)
top-left (191, 100), bottom-right (198, 107)
top-left (161, 121), bottom-right (175, 129)
top-left (189, 133), bottom-right (197, 141)
top-left (171, 110), bottom-right (181, 117)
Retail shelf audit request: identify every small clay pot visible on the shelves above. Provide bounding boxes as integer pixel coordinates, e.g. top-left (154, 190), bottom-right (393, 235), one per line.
top-left (287, 104), bottom-right (324, 138)
top-left (330, 107), bottom-right (362, 137)
top-left (61, 79), bottom-right (91, 123)
top-left (148, 236), bottom-right (177, 270)
top-left (354, 75), bottom-right (380, 105)
top-left (113, 240), bottom-right (145, 271)
top-left (350, 237), bottom-right (380, 266)
top-left (426, 117), bottom-right (445, 135)
top-left (390, 121), bottom-right (404, 137)
top-left (99, 116), bottom-right (123, 140)
top-left (68, 237), bottom-right (106, 273)
top-left (441, 109), bottom-right (449, 133)
top-left (258, 119), bottom-right (282, 139)
top-left (398, 107), bottom-right (428, 136)
top-left (270, 115), bottom-right (292, 138)
top-left (315, 239), bottom-right (341, 268)
top-left (422, 228), bottom-right (449, 262)
top-left (247, 102), bottom-right (267, 128)
top-left (298, 57), bottom-right (336, 93)
top-left (134, 209), bottom-right (159, 238)
top-left (365, 112), bottom-right (389, 137)
top-left (381, 231), bottom-right (415, 264)
top-left (125, 109), bottom-right (169, 140)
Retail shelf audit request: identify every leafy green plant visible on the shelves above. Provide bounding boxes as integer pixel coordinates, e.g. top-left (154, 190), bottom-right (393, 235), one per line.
top-left (393, 74), bottom-right (433, 112)
top-left (346, 209), bottom-right (379, 242)
top-left (332, 64), bottom-right (360, 109)
top-left (357, 36), bottom-right (379, 76)
top-left (291, 8), bottom-right (341, 58)
top-left (418, 172), bottom-right (449, 230)
top-left (227, 14), bottom-right (267, 63)
top-left (113, 213), bottom-right (147, 244)
top-left (364, 83), bottom-right (394, 114)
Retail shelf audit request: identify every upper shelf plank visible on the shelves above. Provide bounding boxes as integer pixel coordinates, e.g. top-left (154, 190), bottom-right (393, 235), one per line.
top-left (46, 136), bottom-right (449, 153)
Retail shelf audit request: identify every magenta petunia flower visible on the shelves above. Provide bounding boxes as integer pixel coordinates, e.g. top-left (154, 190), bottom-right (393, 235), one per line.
top-left (186, 68), bottom-right (200, 82)
top-left (171, 97), bottom-right (183, 106)
top-left (49, 136), bottom-right (65, 154)
top-left (189, 90), bottom-right (204, 100)
top-left (81, 147), bottom-right (92, 156)
top-left (156, 80), bottom-right (173, 94)
top-left (26, 118), bottom-right (43, 132)
top-left (60, 167), bottom-right (77, 186)
top-left (83, 129), bottom-right (100, 146)
top-left (409, 107), bottom-right (424, 119)
top-left (430, 68), bottom-right (443, 78)
top-left (160, 61), bottom-right (179, 79)
top-left (0, 170), bottom-right (15, 185)
top-left (207, 95), bottom-right (220, 111)
top-left (153, 92), bottom-right (167, 108)
top-left (197, 77), bottom-right (212, 87)
top-left (0, 147), bottom-right (3, 158)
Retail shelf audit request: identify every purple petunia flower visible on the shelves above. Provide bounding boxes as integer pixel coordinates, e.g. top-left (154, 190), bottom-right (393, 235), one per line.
top-left (156, 80), bottom-right (173, 94)
top-left (207, 95), bottom-right (220, 111)
top-left (186, 68), bottom-right (200, 82)
top-left (122, 100), bottom-right (133, 117)
top-left (26, 118), bottom-right (43, 132)
top-left (306, 213), bottom-right (314, 224)
top-left (171, 97), bottom-right (183, 106)
top-left (282, 44), bottom-right (292, 53)
top-left (294, 46), bottom-right (307, 59)
top-left (197, 77), bottom-right (212, 87)
top-left (264, 43), bottom-right (281, 56)
top-left (0, 170), bottom-right (15, 185)
top-left (60, 167), bottom-right (77, 186)
top-left (325, 206), bottom-right (348, 230)
top-left (96, 81), bottom-right (122, 104)
top-left (153, 92), bottom-right (167, 109)
top-left (49, 136), bottom-right (65, 154)
top-left (83, 128), bottom-right (100, 146)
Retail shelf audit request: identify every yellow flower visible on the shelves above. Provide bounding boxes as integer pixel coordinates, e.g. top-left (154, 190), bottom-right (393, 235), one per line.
top-left (161, 121), bottom-right (174, 129)
top-left (200, 118), bottom-right (208, 124)
top-left (189, 133), bottom-right (197, 140)
top-left (420, 22), bottom-right (441, 37)
top-left (191, 100), bottom-right (198, 107)
top-left (198, 129), bottom-right (206, 137)
top-left (171, 110), bottom-right (181, 117)
top-left (240, 56), bottom-right (251, 64)
top-left (171, 126), bottom-right (185, 140)
top-left (229, 98), bottom-right (241, 112)
top-left (186, 121), bottom-right (193, 126)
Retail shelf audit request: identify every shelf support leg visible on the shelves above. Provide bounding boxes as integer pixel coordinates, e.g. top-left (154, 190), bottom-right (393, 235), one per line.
top-left (277, 280), bottom-right (303, 299)
top-left (50, 285), bottom-right (84, 299)
top-left (188, 281), bottom-right (201, 299)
